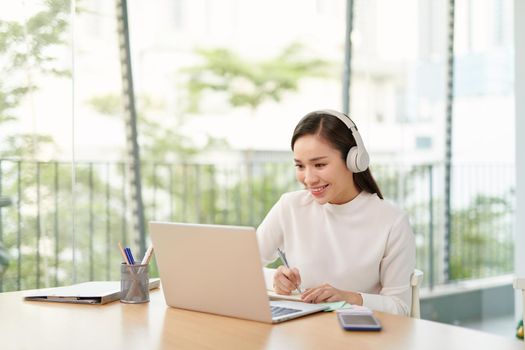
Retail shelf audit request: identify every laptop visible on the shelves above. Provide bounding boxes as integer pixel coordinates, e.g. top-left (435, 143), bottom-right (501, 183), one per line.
top-left (149, 221), bottom-right (327, 323)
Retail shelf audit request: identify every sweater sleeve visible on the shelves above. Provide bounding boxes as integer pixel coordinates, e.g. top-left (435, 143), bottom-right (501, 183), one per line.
top-left (360, 213), bottom-right (416, 316)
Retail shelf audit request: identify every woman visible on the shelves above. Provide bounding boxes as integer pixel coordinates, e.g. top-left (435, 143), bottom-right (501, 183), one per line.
top-left (256, 109), bottom-right (415, 315)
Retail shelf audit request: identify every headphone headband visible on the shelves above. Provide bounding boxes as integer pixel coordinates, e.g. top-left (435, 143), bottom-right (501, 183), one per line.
top-left (312, 109), bottom-right (357, 129)
top-left (302, 109), bottom-right (369, 173)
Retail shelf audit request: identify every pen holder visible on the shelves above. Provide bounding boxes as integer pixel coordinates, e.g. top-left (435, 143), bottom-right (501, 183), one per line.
top-left (120, 263), bottom-right (149, 304)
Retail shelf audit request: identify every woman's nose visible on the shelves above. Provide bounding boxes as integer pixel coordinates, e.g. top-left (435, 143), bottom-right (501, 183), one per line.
top-left (303, 168), bottom-right (318, 185)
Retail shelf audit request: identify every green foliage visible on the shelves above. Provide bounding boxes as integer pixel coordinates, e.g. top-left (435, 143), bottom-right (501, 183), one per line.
top-left (0, 242), bottom-right (9, 277)
top-left (86, 93), bottom-right (200, 165)
top-left (0, 159), bottom-right (137, 290)
top-left (374, 165), bottom-right (514, 283)
top-left (0, 133), bottom-right (57, 159)
top-left (0, 0), bottom-right (71, 123)
top-left (87, 94), bottom-right (123, 116)
top-left (0, 2), bottom-right (515, 293)
top-left (87, 42), bottom-right (330, 211)
top-left (140, 161), bottom-right (298, 226)
top-left (0, 156), bottom-right (517, 291)
top-left (0, 85), bottom-right (33, 125)
top-left (182, 42), bottom-right (329, 112)
top-left (449, 193), bottom-right (514, 280)
top-left (0, 1), bottom-right (75, 288)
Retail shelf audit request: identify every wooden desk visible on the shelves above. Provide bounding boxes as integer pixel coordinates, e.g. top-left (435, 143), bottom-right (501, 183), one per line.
top-left (0, 288), bottom-right (522, 350)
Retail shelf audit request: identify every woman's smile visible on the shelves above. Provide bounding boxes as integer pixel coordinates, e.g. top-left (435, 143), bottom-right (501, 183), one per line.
top-left (309, 184), bottom-right (329, 196)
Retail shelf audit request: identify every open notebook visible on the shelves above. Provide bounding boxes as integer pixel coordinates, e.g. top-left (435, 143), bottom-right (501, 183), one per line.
top-left (267, 290), bottom-right (302, 301)
top-left (24, 278), bottom-right (160, 304)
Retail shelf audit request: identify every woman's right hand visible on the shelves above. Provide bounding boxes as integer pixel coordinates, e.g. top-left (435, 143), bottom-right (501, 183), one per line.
top-left (273, 265), bottom-right (302, 295)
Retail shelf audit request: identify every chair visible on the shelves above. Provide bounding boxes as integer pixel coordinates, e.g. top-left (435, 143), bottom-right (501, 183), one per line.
top-left (410, 269), bottom-right (424, 318)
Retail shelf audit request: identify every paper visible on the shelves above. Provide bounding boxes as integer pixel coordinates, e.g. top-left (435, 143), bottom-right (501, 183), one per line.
top-left (335, 305), bottom-right (373, 315)
top-left (319, 301), bottom-right (350, 312)
top-left (268, 291), bottom-right (355, 312)
top-left (24, 278), bottom-right (160, 305)
top-left (267, 290), bottom-right (302, 301)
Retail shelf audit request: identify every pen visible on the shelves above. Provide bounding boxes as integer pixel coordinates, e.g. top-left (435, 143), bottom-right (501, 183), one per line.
top-left (277, 247), bottom-right (303, 293)
top-left (118, 242), bottom-right (131, 265)
top-left (125, 247), bottom-right (136, 265)
top-left (141, 246), bottom-right (154, 265)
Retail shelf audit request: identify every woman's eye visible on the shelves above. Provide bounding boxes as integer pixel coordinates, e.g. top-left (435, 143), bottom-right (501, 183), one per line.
top-left (295, 164), bottom-right (304, 169)
top-left (315, 163), bottom-right (326, 168)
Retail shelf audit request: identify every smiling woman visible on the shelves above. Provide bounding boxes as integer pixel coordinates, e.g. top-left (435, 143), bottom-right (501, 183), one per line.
top-left (291, 110), bottom-right (381, 205)
top-left (293, 135), bottom-right (357, 205)
top-left (256, 109), bottom-right (416, 316)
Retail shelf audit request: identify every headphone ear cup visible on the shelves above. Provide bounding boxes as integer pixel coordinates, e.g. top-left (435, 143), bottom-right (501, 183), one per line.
top-left (346, 146), bottom-right (360, 173)
top-left (355, 150), bottom-right (370, 172)
top-left (347, 126), bottom-right (369, 173)
top-left (346, 146), bottom-right (369, 173)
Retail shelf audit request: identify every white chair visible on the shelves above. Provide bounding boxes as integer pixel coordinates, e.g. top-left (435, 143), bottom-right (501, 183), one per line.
top-left (410, 269), bottom-right (424, 318)
top-left (514, 277), bottom-right (525, 320)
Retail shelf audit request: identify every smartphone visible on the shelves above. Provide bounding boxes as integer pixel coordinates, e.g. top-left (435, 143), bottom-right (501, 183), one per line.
top-left (337, 313), bottom-right (382, 331)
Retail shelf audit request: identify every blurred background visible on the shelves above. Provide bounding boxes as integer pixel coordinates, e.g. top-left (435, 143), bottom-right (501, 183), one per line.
top-left (0, 0), bottom-right (521, 339)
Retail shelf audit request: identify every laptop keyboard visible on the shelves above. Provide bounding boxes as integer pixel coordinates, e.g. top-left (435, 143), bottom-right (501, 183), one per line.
top-left (271, 305), bottom-right (301, 318)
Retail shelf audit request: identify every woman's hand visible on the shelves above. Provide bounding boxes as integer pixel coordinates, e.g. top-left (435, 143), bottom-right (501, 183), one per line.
top-left (301, 283), bottom-right (363, 305)
top-left (273, 265), bottom-right (302, 295)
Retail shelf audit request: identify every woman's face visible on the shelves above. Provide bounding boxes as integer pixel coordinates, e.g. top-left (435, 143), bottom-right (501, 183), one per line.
top-left (293, 134), bottom-right (358, 205)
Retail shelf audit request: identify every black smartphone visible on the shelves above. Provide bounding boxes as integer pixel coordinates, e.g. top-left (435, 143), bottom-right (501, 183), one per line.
top-left (337, 313), bottom-right (382, 331)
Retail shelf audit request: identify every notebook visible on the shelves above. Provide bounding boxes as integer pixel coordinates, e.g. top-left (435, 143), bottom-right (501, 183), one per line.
top-left (149, 221), bottom-right (327, 323)
top-left (24, 278), bottom-right (160, 304)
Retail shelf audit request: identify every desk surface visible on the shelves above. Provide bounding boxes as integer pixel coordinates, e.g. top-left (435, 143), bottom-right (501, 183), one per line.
top-left (0, 288), bottom-right (522, 350)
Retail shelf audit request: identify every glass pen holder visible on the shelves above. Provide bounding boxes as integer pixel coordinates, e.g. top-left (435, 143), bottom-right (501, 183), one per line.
top-left (120, 263), bottom-right (149, 304)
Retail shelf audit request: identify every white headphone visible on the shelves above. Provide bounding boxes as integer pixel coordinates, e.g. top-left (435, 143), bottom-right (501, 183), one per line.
top-left (304, 109), bottom-right (370, 173)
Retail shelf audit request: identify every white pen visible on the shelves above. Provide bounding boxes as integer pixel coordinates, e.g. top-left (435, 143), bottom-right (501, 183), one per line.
top-left (141, 246), bottom-right (154, 265)
top-left (277, 248), bottom-right (303, 293)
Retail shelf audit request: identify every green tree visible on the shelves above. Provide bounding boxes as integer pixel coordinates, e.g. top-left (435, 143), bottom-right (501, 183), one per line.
top-left (183, 43), bottom-right (329, 113)
top-left (449, 192), bottom-right (514, 280)
top-left (88, 94), bottom-right (200, 164)
top-left (0, 0), bottom-right (73, 289)
top-left (85, 40), bottom-right (330, 228)
top-left (0, 0), bottom-right (71, 158)
top-left (0, 242), bottom-right (8, 277)
top-left (0, 1), bottom-right (126, 291)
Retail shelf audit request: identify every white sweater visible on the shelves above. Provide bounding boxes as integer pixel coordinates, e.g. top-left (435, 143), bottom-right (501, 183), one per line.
top-left (256, 190), bottom-right (416, 315)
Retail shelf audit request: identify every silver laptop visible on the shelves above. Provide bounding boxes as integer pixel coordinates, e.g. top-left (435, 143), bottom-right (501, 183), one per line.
top-left (149, 221), bottom-right (327, 323)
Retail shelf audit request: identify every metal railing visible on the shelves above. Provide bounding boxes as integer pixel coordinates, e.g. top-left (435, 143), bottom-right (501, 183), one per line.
top-left (0, 159), bottom-right (515, 292)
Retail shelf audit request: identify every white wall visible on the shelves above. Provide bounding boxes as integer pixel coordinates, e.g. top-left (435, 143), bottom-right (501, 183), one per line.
top-left (514, 0), bottom-right (525, 321)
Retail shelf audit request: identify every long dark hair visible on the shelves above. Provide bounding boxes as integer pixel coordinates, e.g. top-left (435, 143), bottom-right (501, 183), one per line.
top-left (291, 112), bottom-right (384, 199)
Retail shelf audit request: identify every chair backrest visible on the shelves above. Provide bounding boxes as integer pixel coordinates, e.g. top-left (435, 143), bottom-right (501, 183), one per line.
top-left (514, 277), bottom-right (525, 321)
top-left (410, 269), bottom-right (424, 318)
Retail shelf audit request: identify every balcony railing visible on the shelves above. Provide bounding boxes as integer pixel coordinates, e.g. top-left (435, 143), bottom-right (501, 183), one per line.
top-left (0, 159), bottom-right (515, 292)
